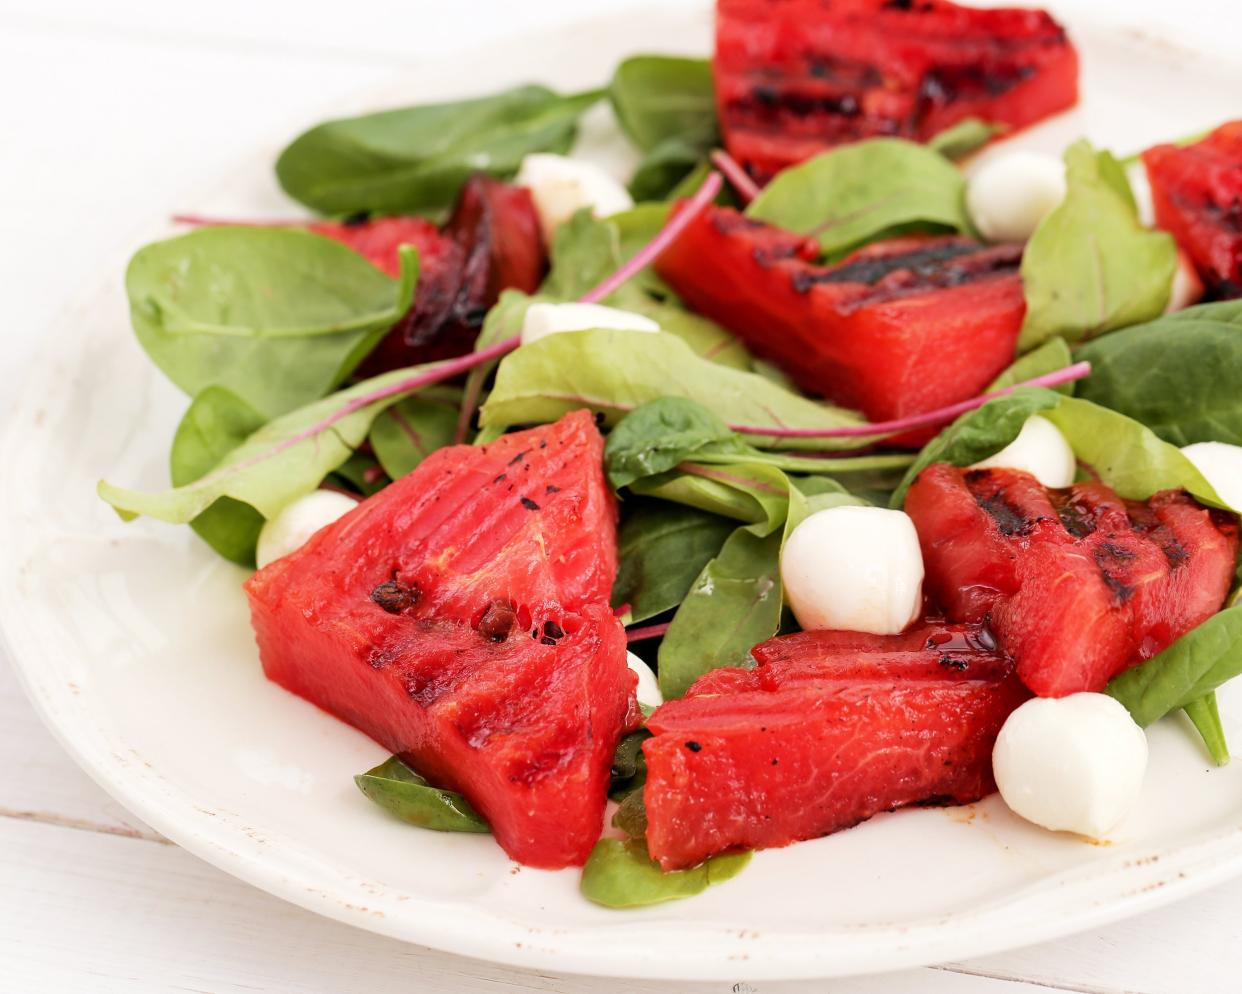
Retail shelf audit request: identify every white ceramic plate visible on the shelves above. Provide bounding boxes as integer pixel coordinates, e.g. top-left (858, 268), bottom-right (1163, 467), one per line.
top-left (5, 4), bottom-right (1242, 982)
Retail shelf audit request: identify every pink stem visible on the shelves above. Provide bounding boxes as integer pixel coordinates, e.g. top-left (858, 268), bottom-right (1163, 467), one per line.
top-left (172, 214), bottom-right (297, 228)
top-left (578, 172), bottom-right (723, 304)
top-left (730, 362), bottom-right (1093, 440)
top-left (710, 150), bottom-right (761, 204)
top-left (626, 622), bottom-right (670, 643)
top-left (451, 371), bottom-right (485, 445)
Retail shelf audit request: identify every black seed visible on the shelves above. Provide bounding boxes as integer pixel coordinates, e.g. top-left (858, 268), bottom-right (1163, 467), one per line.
top-left (545, 484), bottom-right (561, 494)
top-left (520, 497), bottom-right (540, 511)
top-left (543, 620), bottom-right (564, 640)
top-left (939, 655), bottom-right (969, 671)
top-left (508, 450), bottom-right (527, 466)
top-left (493, 473), bottom-right (506, 484)
top-left (771, 758), bottom-right (779, 766)
top-left (478, 601), bottom-right (516, 641)
top-left (370, 580), bottom-right (419, 614)
top-left (685, 741), bottom-right (702, 753)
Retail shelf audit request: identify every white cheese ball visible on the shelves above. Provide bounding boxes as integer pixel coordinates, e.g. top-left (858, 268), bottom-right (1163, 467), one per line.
top-left (966, 152), bottom-right (1067, 243)
top-left (1181, 441), bottom-right (1242, 510)
top-left (626, 651), bottom-right (663, 709)
top-left (1127, 161), bottom-right (1156, 228)
top-left (780, 505), bottom-right (924, 635)
top-left (993, 693), bottom-right (1148, 839)
top-left (255, 491), bottom-right (358, 569)
top-left (970, 415), bottom-right (1077, 488)
top-left (1165, 250), bottom-right (1205, 314)
top-left (520, 302), bottom-right (660, 346)
top-left (514, 153), bottom-right (634, 241)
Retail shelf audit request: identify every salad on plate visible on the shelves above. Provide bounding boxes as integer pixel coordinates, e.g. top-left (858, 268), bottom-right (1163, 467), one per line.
top-left (100, 0), bottom-right (1242, 909)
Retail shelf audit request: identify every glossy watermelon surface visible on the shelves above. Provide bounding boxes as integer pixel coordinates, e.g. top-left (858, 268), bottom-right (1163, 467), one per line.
top-left (655, 206), bottom-right (1026, 429)
top-left (905, 464), bottom-right (1239, 697)
top-left (642, 621), bottom-right (1026, 871)
top-left (715, 0), bottom-right (1079, 179)
top-left (1143, 121), bottom-right (1242, 298)
top-left (244, 411), bottom-right (638, 868)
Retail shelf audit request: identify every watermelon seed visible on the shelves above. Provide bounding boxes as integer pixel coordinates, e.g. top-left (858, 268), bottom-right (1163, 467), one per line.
top-left (370, 580), bottom-right (419, 614)
top-left (685, 741), bottom-right (702, 753)
top-left (545, 485), bottom-right (561, 494)
top-left (478, 601), bottom-right (517, 642)
top-left (520, 497), bottom-right (540, 511)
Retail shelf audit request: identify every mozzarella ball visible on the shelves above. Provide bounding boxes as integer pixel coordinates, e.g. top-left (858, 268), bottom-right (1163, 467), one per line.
top-left (1181, 441), bottom-right (1242, 510)
top-left (970, 415), bottom-right (1077, 488)
top-left (514, 153), bottom-right (634, 241)
top-left (780, 506), bottom-right (924, 635)
top-left (993, 693), bottom-right (1148, 839)
top-left (1127, 162), bottom-right (1156, 228)
top-left (1165, 249), bottom-right (1206, 314)
top-left (966, 152), bottom-right (1067, 242)
top-left (255, 490), bottom-right (358, 569)
top-left (520, 302), bottom-right (660, 346)
top-left (626, 651), bottom-right (663, 709)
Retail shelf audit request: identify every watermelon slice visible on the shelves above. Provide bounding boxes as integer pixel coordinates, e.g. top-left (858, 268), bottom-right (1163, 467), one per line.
top-left (905, 464), bottom-right (1239, 697)
top-left (642, 621), bottom-right (1026, 870)
top-left (715, 0), bottom-right (1080, 179)
top-left (1143, 122), bottom-right (1242, 298)
top-left (244, 411), bottom-right (638, 868)
top-left (313, 176), bottom-right (546, 377)
top-left (654, 207), bottom-right (1026, 430)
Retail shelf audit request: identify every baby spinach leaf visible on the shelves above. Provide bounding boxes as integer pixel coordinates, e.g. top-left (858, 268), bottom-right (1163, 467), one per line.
top-left (1109, 607), bottom-right (1242, 730)
top-left (355, 756), bottom-right (489, 833)
top-left (1075, 302), bottom-right (1242, 446)
top-left (608, 729), bottom-right (651, 800)
top-left (580, 838), bottom-right (750, 909)
top-left (480, 329), bottom-right (865, 450)
top-left (628, 137), bottom-right (711, 202)
top-left (1183, 694), bottom-right (1230, 766)
top-left (331, 451), bottom-right (389, 496)
top-left (746, 138), bottom-right (972, 256)
top-left (170, 386), bottom-right (267, 566)
top-left (891, 388), bottom-right (1062, 508)
top-left (369, 388), bottom-right (461, 479)
top-left (1018, 140), bottom-right (1177, 351)
top-left (637, 462), bottom-right (801, 537)
top-left (99, 360), bottom-right (455, 524)
top-left (605, 398), bottom-right (745, 489)
top-left (927, 118), bottom-right (1002, 160)
top-left (613, 502), bottom-right (735, 624)
top-left (987, 338), bottom-right (1076, 394)
top-left (276, 85), bottom-right (602, 216)
top-left (127, 227), bottom-right (418, 418)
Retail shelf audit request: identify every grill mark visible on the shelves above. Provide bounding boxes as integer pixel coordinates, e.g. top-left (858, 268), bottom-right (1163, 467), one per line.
top-left (792, 242), bottom-right (1022, 301)
top-left (1093, 545), bottom-right (1137, 605)
top-left (974, 491), bottom-right (1037, 537)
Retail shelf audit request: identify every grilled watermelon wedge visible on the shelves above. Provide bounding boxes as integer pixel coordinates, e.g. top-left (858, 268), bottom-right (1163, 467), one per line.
top-left (655, 207), bottom-right (1026, 431)
top-left (715, 0), bottom-right (1080, 179)
top-left (1143, 122), bottom-right (1242, 298)
top-left (642, 621), bottom-right (1026, 871)
top-left (905, 464), bottom-right (1239, 697)
top-left (244, 411), bottom-right (638, 868)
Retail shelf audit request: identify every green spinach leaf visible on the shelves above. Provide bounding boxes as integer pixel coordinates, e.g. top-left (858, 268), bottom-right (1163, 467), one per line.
top-left (746, 138), bottom-right (972, 256)
top-left (127, 227), bottom-right (418, 417)
top-left (1183, 694), bottom-right (1230, 766)
top-left (987, 337), bottom-right (1076, 393)
top-left (1076, 301), bottom-right (1242, 446)
top-left (605, 397), bottom-right (745, 488)
top-left (1018, 141), bottom-right (1177, 351)
top-left (580, 838), bottom-right (750, 908)
top-left (927, 118), bottom-right (1003, 160)
top-left (276, 85), bottom-right (602, 216)
top-left (369, 388), bottom-right (461, 479)
top-left (170, 386), bottom-right (267, 566)
top-left (355, 756), bottom-right (489, 833)
top-left (613, 502), bottom-right (735, 623)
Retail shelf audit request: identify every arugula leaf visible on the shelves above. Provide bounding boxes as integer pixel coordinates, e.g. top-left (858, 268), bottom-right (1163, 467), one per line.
top-left (746, 138), bottom-right (972, 256)
top-left (99, 360), bottom-right (456, 524)
top-left (369, 389), bottom-right (461, 479)
top-left (613, 502), bottom-right (735, 624)
top-left (1109, 608), bottom-right (1242, 731)
top-left (1018, 140), bottom-right (1177, 351)
top-left (1076, 301), bottom-right (1242, 446)
top-left (580, 838), bottom-right (750, 909)
top-left (127, 227), bottom-right (418, 418)
top-left (170, 386), bottom-right (267, 566)
top-left (276, 85), bottom-right (602, 216)
top-left (608, 56), bottom-right (718, 200)
top-left (480, 329), bottom-right (864, 450)
top-left (354, 756), bottom-right (489, 833)
top-left (987, 338), bottom-right (1076, 394)
top-left (927, 118), bottom-right (1003, 160)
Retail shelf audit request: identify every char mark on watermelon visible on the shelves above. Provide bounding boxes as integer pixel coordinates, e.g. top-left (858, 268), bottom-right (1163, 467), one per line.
top-left (714, 0), bottom-right (1080, 179)
top-left (313, 175), bottom-right (546, 377)
top-left (1143, 121), bottom-right (1242, 299)
top-left (244, 411), bottom-right (638, 869)
top-left (654, 205), bottom-right (1026, 434)
top-left (642, 621), bottom-right (1027, 871)
top-left (905, 464), bottom-right (1239, 698)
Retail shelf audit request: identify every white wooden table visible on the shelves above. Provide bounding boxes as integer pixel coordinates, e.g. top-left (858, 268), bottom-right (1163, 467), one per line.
top-left (3, 2), bottom-right (1241, 991)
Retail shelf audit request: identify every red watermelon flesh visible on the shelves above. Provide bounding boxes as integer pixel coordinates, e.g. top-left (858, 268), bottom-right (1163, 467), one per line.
top-left (905, 464), bottom-right (1239, 697)
top-left (654, 207), bottom-right (1026, 429)
top-left (643, 621), bottom-right (1026, 871)
top-left (715, 0), bottom-right (1080, 180)
top-left (1143, 121), bottom-right (1242, 298)
top-left (244, 411), bottom-right (637, 868)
